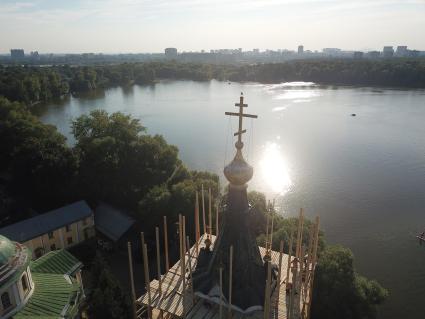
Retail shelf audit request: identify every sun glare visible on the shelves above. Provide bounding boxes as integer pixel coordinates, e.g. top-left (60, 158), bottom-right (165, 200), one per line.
top-left (259, 142), bottom-right (292, 195)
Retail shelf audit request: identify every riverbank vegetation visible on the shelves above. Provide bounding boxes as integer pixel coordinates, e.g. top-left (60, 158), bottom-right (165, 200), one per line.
top-left (0, 96), bottom-right (217, 223)
top-left (1, 59), bottom-right (424, 105)
top-left (251, 193), bottom-right (388, 319)
top-left (0, 96), bottom-right (387, 318)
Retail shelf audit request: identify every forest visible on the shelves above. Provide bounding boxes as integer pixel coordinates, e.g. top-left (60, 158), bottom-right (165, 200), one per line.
top-left (1, 59), bottom-right (424, 106)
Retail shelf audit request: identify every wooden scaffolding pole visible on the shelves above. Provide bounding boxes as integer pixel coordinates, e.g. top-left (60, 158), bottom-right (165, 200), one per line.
top-left (195, 191), bottom-right (200, 243)
top-left (127, 242), bottom-right (137, 319)
top-left (286, 229), bottom-right (294, 283)
top-left (296, 208), bottom-right (304, 259)
top-left (269, 211), bottom-right (275, 251)
top-left (183, 215), bottom-right (187, 291)
top-left (141, 231), bottom-right (146, 291)
top-left (312, 217), bottom-right (320, 265)
top-left (202, 184), bottom-right (206, 235)
top-left (216, 204), bottom-right (219, 236)
top-left (304, 223), bottom-right (316, 295)
top-left (155, 227), bottom-right (162, 294)
top-left (209, 188), bottom-right (212, 238)
top-left (300, 226), bottom-right (315, 319)
top-left (178, 214), bottom-right (186, 317)
top-left (163, 216), bottom-right (170, 272)
top-left (186, 236), bottom-right (195, 302)
top-left (289, 254), bottom-right (297, 319)
top-left (270, 200), bottom-right (276, 251)
top-left (265, 210), bottom-right (270, 251)
top-left (299, 245), bottom-right (305, 288)
top-left (142, 243), bottom-right (152, 319)
top-left (263, 260), bottom-right (272, 319)
top-left (228, 245), bottom-right (234, 319)
top-left (276, 240), bottom-right (284, 312)
top-left (306, 225), bottom-right (315, 269)
top-left (307, 217), bottom-right (320, 319)
top-left (299, 246), bottom-right (306, 318)
top-left (219, 267), bottom-right (223, 319)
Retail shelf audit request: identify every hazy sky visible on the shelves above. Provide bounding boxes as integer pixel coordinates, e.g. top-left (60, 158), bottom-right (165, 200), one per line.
top-left (1, 0), bottom-right (424, 53)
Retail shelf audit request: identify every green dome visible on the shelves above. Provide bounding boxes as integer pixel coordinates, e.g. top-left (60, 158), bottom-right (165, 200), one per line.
top-left (0, 235), bottom-right (16, 267)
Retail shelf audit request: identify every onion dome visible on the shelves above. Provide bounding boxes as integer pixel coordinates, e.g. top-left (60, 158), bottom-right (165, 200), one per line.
top-left (0, 235), bottom-right (15, 267)
top-left (0, 235), bottom-right (30, 287)
top-left (224, 145), bottom-right (253, 187)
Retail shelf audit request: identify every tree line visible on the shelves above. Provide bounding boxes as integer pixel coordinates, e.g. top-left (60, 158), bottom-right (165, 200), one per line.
top-left (0, 63), bottom-right (224, 105)
top-left (228, 59), bottom-right (425, 87)
top-left (1, 59), bottom-right (424, 106)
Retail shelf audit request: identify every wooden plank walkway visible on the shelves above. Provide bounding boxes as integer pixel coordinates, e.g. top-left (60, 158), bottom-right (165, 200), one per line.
top-left (137, 234), bottom-right (311, 319)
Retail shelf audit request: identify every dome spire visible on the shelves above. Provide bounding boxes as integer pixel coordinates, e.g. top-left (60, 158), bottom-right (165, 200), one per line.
top-left (224, 93), bottom-right (258, 187)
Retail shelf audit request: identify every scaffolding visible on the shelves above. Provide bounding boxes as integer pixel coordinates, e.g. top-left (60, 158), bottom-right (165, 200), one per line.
top-left (127, 193), bottom-right (320, 319)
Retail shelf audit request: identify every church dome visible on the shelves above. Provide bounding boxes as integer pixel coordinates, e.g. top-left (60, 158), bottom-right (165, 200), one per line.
top-left (0, 235), bottom-right (16, 267)
top-left (224, 148), bottom-right (253, 186)
top-left (0, 235), bottom-right (30, 288)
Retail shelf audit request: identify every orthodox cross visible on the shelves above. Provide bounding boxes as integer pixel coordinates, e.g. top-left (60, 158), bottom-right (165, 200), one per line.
top-left (225, 93), bottom-right (258, 149)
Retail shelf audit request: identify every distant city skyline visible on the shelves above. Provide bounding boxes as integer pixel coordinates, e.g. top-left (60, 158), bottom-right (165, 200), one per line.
top-left (1, 0), bottom-right (425, 54)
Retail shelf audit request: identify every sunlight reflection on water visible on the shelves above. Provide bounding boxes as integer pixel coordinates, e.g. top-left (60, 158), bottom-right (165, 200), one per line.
top-left (258, 142), bottom-right (292, 195)
top-left (271, 106), bottom-right (288, 112)
top-left (273, 90), bottom-right (321, 100)
top-left (266, 82), bottom-right (317, 89)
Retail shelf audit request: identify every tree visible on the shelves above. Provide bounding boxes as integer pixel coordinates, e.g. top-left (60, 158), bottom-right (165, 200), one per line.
top-left (88, 253), bottom-right (132, 319)
top-left (0, 97), bottom-right (78, 213)
top-left (250, 189), bottom-right (387, 319)
top-left (137, 169), bottom-right (220, 240)
top-left (311, 245), bottom-right (388, 319)
top-left (72, 110), bottom-right (180, 208)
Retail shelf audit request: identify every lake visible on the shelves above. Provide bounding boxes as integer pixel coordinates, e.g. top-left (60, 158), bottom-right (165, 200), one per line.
top-left (36, 80), bottom-right (425, 319)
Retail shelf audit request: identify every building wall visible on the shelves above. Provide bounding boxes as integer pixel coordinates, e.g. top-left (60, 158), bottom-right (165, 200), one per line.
top-left (0, 284), bottom-right (17, 318)
top-left (23, 214), bottom-right (95, 259)
top-left (0, 268), bottom-right (34, 319)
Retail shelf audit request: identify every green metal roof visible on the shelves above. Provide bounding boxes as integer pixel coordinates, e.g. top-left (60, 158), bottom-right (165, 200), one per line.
top-left (30, 249), bottom-right (82, 276)
top-left (0, 235), bottom-right (15, 267)
top-left (14, 273), bottom-right (82, 319)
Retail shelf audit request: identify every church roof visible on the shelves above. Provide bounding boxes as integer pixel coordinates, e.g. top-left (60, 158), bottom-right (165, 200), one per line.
top-left (94, 202), bottom-right (135, 242)
top-left (30, 249), bottom-right (83, 276)
top-left (0, 200), bottom-right (92, 243)
top-left (14, 273), bottom-right (82, 319)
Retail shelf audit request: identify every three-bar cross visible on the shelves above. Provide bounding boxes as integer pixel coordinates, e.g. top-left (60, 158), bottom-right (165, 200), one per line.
top-left (225, 93), bottom-right (258, 147)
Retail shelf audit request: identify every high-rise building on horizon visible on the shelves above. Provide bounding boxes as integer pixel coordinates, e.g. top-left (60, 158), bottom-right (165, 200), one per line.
top-left (164, 47), bottom-right (178, 59)
top-left (383, 46), bottom-right (394, 58)
top-left (396, 46), bottom-right (408, 57)
top-left (323, 48), bottom-right (342, 56)
top-left (10, 49), bottom-right (24, 59)
top-left (30, 51), bottom-right (39, 59)
top-left (298, 45), bottom-right (304, 54)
